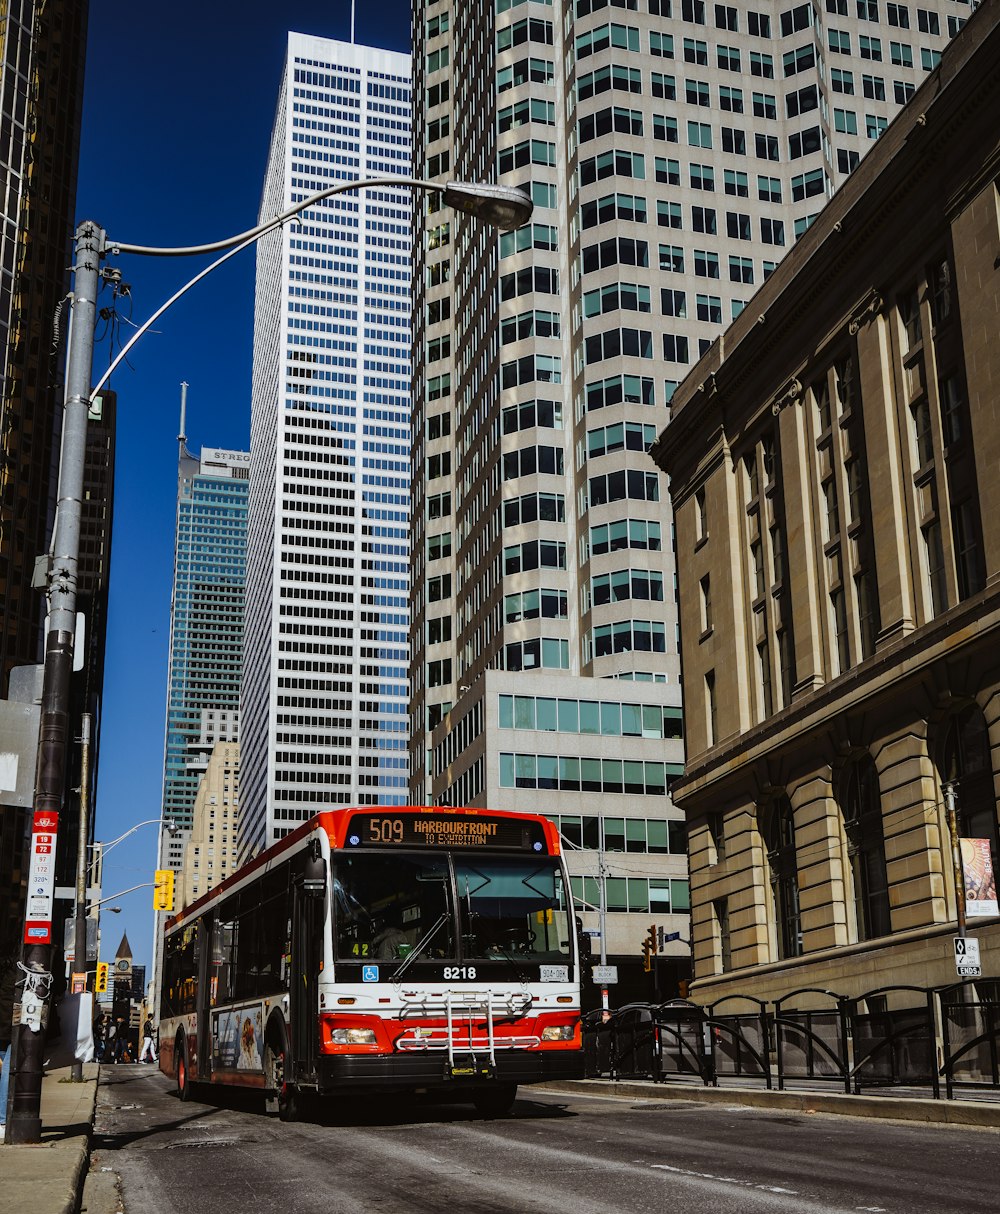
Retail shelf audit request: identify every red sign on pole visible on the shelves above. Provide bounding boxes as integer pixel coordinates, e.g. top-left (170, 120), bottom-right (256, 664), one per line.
top-left (23, 809), bottom-right (59, 945)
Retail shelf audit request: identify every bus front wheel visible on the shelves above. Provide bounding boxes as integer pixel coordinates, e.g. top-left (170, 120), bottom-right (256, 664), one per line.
top-left (472, 1083), bottom-right (517, 1118)
top-left (264, 1034), bottom-right (299, 1122)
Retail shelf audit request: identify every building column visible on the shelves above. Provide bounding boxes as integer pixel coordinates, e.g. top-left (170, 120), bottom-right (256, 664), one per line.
top-left (789, 770), bottom-right (848, 952)
top-left (872, 723), bottom-right (949, 931)
top-left (775, 399), bottom-right (825, 694)
top-left (950, 186), bottom-right (1000, 581)
top-left (854, 312), bottom-right (917, 645)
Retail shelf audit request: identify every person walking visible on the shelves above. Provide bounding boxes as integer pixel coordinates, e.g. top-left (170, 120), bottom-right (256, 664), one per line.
top-left (93, 1012), bottom-right (107, 1062)
top-left (0, 950), bottom-right (17, 1140)
top-left (139, 1015), bottom-right (157, 1063)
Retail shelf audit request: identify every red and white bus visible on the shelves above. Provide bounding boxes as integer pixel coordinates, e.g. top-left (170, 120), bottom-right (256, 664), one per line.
top-left (159, 805), bottom-right (583, 1118)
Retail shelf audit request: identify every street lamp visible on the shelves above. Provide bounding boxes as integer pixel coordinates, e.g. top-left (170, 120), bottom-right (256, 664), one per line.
top-left (87, 883), bottom-right (159, 913)
top-left (9, 175), bottom-right (531, 1145)
top-left (97, 818), bottom-right (179, 862)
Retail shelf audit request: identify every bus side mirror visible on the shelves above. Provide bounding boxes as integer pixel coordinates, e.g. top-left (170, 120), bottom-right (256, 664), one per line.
top-left (302, 838), bottom-right (326, 895)
top-left (576, 915), bottom-right (593, 962)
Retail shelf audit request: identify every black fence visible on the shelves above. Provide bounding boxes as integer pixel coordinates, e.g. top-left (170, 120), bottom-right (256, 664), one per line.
top-left (582, 978), bottom-right (1000, 1099)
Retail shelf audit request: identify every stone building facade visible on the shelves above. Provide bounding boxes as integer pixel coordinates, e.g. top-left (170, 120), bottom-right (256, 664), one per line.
top-left (651, 1), bottom-right (1000, 1004)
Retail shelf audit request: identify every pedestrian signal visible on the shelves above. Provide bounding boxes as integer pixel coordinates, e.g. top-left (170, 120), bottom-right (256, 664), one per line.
top-left (153, 869), bottom-right (175, 912)
top-left (96, 961), bottom-right (109, 994)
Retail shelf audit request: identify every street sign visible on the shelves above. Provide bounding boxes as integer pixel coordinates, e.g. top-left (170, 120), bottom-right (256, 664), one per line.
top-left (954, 936), bottom-right (982, 978)
top-left (592, 965), bottom-right (618, 984)
top-left (24, 808), bottom-right (59, 944)
top-left (583, 929), bottom-right (602, 937)
top-left (663, 931), bottom-right (681, 943)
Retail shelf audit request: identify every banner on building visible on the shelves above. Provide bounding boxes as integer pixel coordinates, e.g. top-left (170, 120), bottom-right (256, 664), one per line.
top-left (961, 837), bottom-right (999, 918)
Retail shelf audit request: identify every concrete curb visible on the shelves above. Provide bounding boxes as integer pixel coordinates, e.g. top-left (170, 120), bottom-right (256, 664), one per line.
top-left (537, 1079), bottom-right (1000, 1129)
top-left (0, 1064), bottom-right (99, 1214)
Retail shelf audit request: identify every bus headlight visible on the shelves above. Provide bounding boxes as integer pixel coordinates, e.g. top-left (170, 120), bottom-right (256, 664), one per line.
top-left (331, 1027), bottom-right (378, 1045)
top-left (541, 1024), bottom-right (575, 1041)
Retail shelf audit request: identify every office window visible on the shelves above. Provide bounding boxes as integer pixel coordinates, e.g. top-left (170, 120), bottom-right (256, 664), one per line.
top-left (834, 108), bottom-right (858, 134)
top-left (862, 74), bottom-right (886, 99)
top-left (753, 91), bottom-right (777, 119)
top-left (761, 218), bottom-right (785, 246)
top-left (696, 294), bottom-right (722, 323)
top-left (692, 205), bottom-right (717, 234)
top-left (722, 126), bottom-right (747, 154)
top-left (725, 168), bottom-right (749, 196)
top-left (755, 133), bottom-right (779, 160)
top-left (831, 68), bottom-right (855, 94)
top-left (917, 8), bottom-right (940, 34)
top-left (655, 156), bottom-right (681, 184)
top-left (661, 288), bottom-right (687, 317)
top-left (689, 162), bottom-right (715, 190)
top-left (719, 84), bottom-right (743, 112)
top-left (750, 51), bottom-right (774, 78)
top-left (694, 249), bottom-right (720, 278)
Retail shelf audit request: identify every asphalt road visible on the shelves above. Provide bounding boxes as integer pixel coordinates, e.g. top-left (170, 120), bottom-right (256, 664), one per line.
top-left (92, 1065), bottom-right (996, 1214)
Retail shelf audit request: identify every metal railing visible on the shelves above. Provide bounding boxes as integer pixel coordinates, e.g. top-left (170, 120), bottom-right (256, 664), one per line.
top-left (582, 977), bottom-right (998, 1099)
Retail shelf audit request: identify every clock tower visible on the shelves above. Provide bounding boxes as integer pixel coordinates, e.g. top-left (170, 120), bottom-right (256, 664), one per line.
top-left (111, 932), bottom-right (135, 1059)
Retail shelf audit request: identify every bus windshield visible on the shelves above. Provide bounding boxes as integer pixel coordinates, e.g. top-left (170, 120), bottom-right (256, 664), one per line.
top-left (334, 853), bottom-right (452, 962)
top-left (332, 852), bottom-right (571, 965)
top-left (455, 858), bottom-right (570, 963)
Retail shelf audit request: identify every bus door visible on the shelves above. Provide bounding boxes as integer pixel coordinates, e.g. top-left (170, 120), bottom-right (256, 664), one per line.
top-left (196, 916), bottom-right (211, 1079)
top-left (290, 876), bottom-right (323, 1082)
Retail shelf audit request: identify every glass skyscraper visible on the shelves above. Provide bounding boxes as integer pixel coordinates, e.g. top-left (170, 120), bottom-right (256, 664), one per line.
top-left (158, 443), bottom-right (248, 875)
top-left (239, 34), bottom-right (412, 861)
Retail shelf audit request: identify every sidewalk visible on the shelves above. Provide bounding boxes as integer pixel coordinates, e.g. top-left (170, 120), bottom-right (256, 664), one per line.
top-left (0, 1063), bottom-right (99, 1214)
top-left (545, 1077), bottom-right (1000, 1128)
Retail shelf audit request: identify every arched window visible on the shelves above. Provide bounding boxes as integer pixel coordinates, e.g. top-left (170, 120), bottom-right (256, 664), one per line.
top-left (760, 795), bottom-right (802, 960)
top-left (841, 755), bottom-right (891, 941)
top-left (942, 704), bottom-right (999, 875)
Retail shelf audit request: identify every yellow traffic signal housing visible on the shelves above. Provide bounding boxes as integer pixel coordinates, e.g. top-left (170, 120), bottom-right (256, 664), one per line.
top-left (642, 923), bottom-right (657, 972)
top-left (153, 869), bottom-right (175, 912)
top-left (95, 961), bottom-right (109, 994)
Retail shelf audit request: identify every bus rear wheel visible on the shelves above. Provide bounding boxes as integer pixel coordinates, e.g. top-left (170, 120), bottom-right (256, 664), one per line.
top-left (472, 1083), bottom-right (517, 1118)
top-left (176, 1040), bottom-right (193, 1102)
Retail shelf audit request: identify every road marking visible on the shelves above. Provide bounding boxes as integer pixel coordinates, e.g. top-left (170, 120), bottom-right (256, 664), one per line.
top-left (649, 1162), bottom-right (798, 1196)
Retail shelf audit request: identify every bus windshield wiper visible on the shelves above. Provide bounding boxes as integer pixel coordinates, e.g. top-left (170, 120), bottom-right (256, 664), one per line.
top-left (392, 910), bottom-right (450, 982)
top-left (492, 938), bottom-right (530, 992)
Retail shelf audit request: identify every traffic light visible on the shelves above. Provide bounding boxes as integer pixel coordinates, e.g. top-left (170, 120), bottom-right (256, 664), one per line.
top-left (642, 923), bottom-right (657, 973)
top-left (95, 962), bottom-right (109, 994)
top-left (153, 869), bottom-right (175, 912)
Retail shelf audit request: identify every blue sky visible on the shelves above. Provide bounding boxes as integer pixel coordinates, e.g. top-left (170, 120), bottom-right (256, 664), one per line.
top-left (78, 1), bottom-right (412, 974)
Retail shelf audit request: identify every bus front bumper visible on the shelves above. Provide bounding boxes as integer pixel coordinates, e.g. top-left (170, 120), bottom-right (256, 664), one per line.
top-left (318, 1048), bottom-right (583, 1093)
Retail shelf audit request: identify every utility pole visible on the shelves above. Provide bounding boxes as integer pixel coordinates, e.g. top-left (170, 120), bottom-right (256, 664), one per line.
top-left (8, 222), bottom-right (102, 1144)
top-left (598, 846), bottom-right (609, 1015)
top-left (71, 713), bottom-right (92, 1082)
top-left (943, 782), bottom-right (966, 938)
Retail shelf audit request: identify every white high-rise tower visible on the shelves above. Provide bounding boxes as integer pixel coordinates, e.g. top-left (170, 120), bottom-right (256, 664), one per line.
top-left (240, 33), bottom-right (412, 861)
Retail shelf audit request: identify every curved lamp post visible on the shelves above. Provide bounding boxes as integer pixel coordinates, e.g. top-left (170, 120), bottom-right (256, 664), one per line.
top-left (9, 176), bottom-right (531, 1144)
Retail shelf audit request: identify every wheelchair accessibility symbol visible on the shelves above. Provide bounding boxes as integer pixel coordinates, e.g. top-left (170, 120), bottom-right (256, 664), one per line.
top-left (362, 965), bottom-right (379, 982)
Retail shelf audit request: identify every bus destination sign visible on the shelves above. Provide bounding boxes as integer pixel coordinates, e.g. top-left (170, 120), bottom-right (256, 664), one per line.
top-left (347, 812), bottom-right (546, 853)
